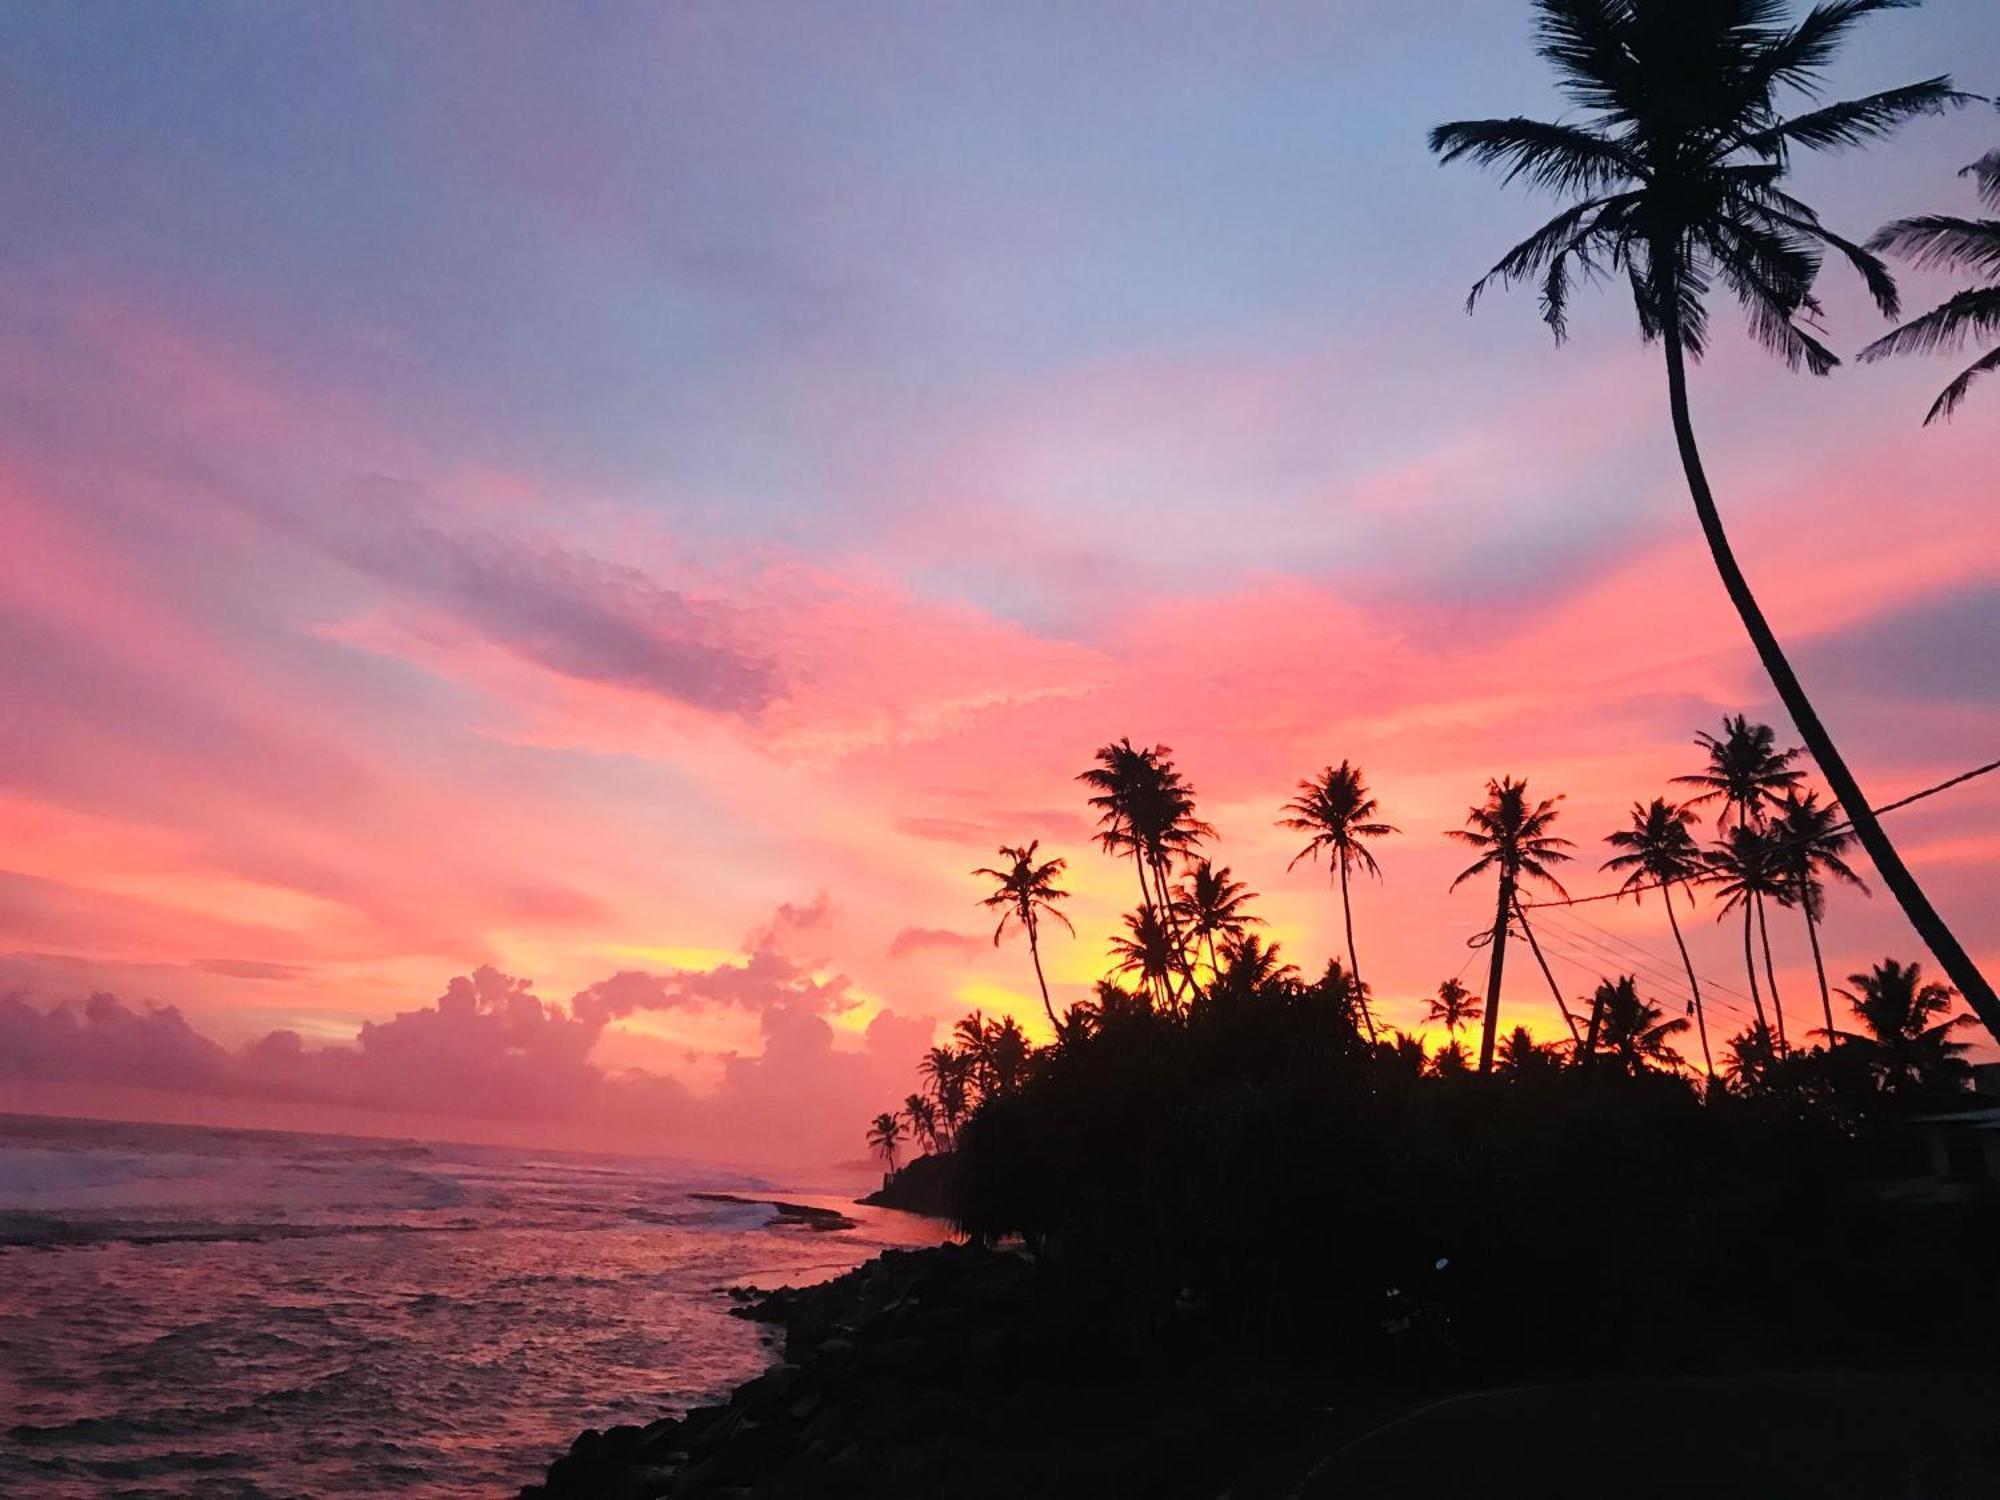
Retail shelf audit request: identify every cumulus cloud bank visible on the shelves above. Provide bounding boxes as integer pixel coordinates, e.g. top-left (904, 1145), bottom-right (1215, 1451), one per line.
top-left (1, 930), bottom-right (931, 1169)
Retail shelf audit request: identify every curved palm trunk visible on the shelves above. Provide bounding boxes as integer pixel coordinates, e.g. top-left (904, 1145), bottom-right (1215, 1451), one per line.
top-left (1755, 893), bottom-right (1788, 1056)
top-left (1338, 851), bottom-right (1378, 1043)
top-left (1512, 897), bottom-right (1583, 1047)
top-left (1664, 883), bottom-right (1715, 1080)
top-left (1478, 871), bottom-right (1513, 1074)
top-left (1661, 327), bottom-right (2000, 1045)
top-left (1026, 916), bottom-right (1058, 1035)
top-left (1803, 901), bottom-right (1837, 1048)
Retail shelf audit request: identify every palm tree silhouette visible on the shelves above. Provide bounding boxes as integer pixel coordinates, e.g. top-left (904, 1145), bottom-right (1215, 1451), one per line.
top-left (1107, 906), bottom-right (1177, 1009)
top-left (1589, 975), bottom-right (1691, 1077)
top-left (1216, 931), bottom-right (1299, 994)
top-left (902, 1092), bottom-right (939, 1155)
top-left (1862, 108), bottom-right (2000, 422)
top-left (1706, 823), bottom-right (1793, 1052)
top-left (1772, 789), bottom-right (1869, 1051)
top-left (866, 1110), bottom-right (904, 1173)
top-left (920, 1045), bottom-right (973, 1146)
top-left (985, 1016), bottom-right (1031, 1093)
top-left (1723, 1019), bottom-right (1781, 1093)
top-left (1173, 860), bottom-right (1262, 979)
top-left (1675, 717), bottom-right (1804, 830)
top-left (953, 1011), bottom-right (996, 1096)
top-left (1603, 797), bottom-right (1716, 1079)
top-left (1449, 777), bottom-right (1573, 1074)
top-left (973, 840), bottom-right (1076, 1033)
top-left (1431, 0), bottom-right (1997, 1045)
top-left (1497, 1024), bottom-right (1559, 1077)
top-left (1279, 761), bottom-right (1397, 1042)
top-left (1677, 719), bottom-right (1802, 1041)
top-left (1080, 739), bottom-right (1213, 1003)
top-left (1835, 958), bottom-right (1973, 1096)
top-left (1424, 977), bottom-right (1484, 1039)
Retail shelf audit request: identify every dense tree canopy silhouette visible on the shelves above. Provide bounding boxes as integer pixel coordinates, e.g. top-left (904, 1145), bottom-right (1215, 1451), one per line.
top-left (1430, 0), bottom-right (1997, 1044)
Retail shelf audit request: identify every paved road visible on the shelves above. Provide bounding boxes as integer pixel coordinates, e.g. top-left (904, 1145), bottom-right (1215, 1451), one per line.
top-left (1289, 1371), bottom-right (2000, 1498)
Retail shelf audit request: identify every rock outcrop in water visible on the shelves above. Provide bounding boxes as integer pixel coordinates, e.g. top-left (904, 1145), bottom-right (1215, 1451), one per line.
top-left (520, 1243), bottom-right (1040, 1499)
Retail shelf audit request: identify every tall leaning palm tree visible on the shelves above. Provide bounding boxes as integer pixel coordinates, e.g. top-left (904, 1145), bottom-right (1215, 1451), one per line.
top-left (1449, 777), bottom-right (1574, 1074)
top-left (973, 840), bottom-right (1076, 1033)
top-left (1431, 0), bottom-right (1998, 1045)
top-left (1603, 798), bottom-right (1716, 1079)
top-left (1280, 761), bottom-right (1397, 1043)
top-left (1861, 108), bottom-right (2000, 422)
top-left (1772, 788), bottom-right (1869, 1049)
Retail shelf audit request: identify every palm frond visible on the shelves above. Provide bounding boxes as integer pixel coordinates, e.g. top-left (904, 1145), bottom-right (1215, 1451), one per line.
top-left (1858, 287), bottom-right (2000, 359)
top-left (1744, 78), bottom-right (1966, 156)
top-left (1428, 116), bottom-right (1638, 194)
top-left (1750, 192), bottom-right (1903, 316)
top-left (1961, 146), bottom-right (2000, 210)
top-left (1753, 1), bottom-right (1925, 97)
top-left (1923, 342), bottom-right (2000, 424)
top-left (1533, 0), bottom-right (1644, 116)
top-left (1865, 214), bottom-right (2000, 275)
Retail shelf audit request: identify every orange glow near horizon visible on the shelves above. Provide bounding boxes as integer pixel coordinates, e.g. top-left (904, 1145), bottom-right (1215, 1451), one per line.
top-left (3, 5), bottom-right (1998, 1169)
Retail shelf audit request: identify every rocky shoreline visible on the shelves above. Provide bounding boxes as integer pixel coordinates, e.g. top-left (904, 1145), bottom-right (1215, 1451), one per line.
top-left (520, 1242), bottom-right (1038, 1499)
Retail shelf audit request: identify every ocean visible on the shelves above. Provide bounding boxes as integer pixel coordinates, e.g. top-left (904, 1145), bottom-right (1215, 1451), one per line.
top-left (0, 1114), bottom-right (943, 1498)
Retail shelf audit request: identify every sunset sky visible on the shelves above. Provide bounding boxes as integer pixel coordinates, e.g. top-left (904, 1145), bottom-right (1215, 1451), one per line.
top-left (3, 2), bottom-right (1997, 1168)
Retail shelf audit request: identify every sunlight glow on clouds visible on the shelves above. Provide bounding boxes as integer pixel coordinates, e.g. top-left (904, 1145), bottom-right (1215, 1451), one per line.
top-left (1, 1), bottom-right (1996, 1161)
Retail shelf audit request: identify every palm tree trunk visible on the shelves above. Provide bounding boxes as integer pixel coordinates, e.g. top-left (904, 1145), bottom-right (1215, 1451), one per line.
top-left (1741, 902), bottom-right (1769, 1040)
top-left (1338, 851), bottom-right (1378, 1043)
top-left (1028, 919), bottom-right (1058, 1035)
top-left (1756, 892), bottom-right (1788, 1056)
top-left (1152, 851), bottom-right (1205, 1008)
top-left (1583, 982), bottom-right (1605, 1071)
top-left (1512, 897), bottom-right (1583, 1045)
top-left (1478, 872), bottom-right (1513, 1074)
top-left (1804, 900), bottom-right (1836, 1049)
top-left (1131, 855), bottom-right (1168, 1012)
top-left (1660, 324), bottom-right (2000, 1045)
top-left (1665, 882), bottom-right (1714, 1080)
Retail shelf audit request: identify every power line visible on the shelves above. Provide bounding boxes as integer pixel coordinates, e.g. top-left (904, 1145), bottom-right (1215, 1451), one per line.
top-left (1540, 899), bottom-right (1761, 1008)
top-left (1528, 905), bottom-right (1763, 1028)
top-left (1519, 754), bottom-right (2000, 910)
